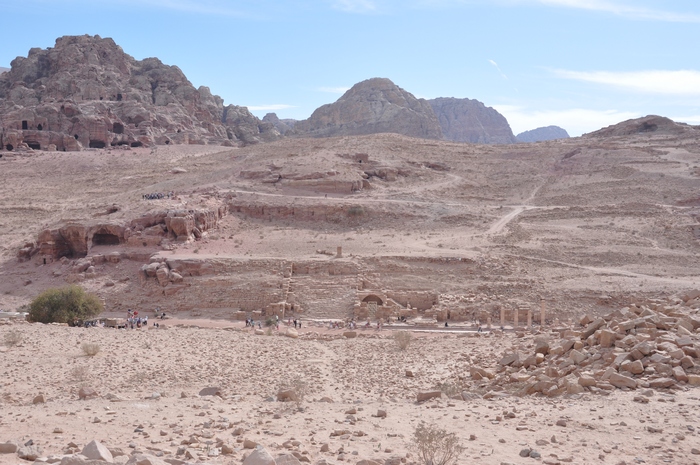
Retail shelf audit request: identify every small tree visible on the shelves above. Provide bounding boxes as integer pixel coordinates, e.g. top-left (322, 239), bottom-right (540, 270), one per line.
top-left (411, 423), bottom-right (464, 465)
top-left (28, 285), bottom-right (103, 324)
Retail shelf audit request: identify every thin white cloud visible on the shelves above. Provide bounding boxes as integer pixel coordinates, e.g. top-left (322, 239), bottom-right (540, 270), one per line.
top-left (332, 0), bottom-right (378, 13)
top-left (411, 0), bottom-right (700, 23)
top-left (246, 104), bottom-right (295, 112)
top-left (536, 0), bottom-right (700, 23)
top-left (488, 59), bottom-right (508, 80)
top-left (317, 86), bottom-right (351, 94)
top-left (552, 69), bottom-right (700, 96)
top-left (494, 105), bottom-right (639, 137)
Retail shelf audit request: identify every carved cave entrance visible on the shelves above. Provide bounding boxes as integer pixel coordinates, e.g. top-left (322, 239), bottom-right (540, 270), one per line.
top-left (89, 140), bottom-right (106, 149)
top-left (26, 142), bottom-right (41, 150)
top-left (113, 122), bottom-right (124, 134)
top-left (362, 295), bottom-right (384, 306)
top-left (92, 233), bottom-right (120, 246)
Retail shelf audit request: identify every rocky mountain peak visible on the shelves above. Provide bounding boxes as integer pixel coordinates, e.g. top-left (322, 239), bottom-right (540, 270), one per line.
top-left (428, 97), bottom-right (516, 144)
top-left (292, 77), bottom-right (443, 139)
top-left (516, 126), bottom-right (569, 143)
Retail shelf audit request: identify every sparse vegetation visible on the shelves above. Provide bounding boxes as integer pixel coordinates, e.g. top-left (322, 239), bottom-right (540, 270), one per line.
top-left (68, 365), bottom-right (90, 383)
top-left (347, 205), bottom-right (365, 216)
top-left (28, 285), bottom-right (103, 325)
top-left (411, 423), bottom-right (464, 465)
top-left (81, 342), bottom-right (101, 356)
top-left (394, 330), bottom-right (412, 350)
top-left (3, 329), bottom-right (22, 347)
top-left (436, 381), bottom-right (461, 398)
top-left (279, 376), bottom-right (308, 409)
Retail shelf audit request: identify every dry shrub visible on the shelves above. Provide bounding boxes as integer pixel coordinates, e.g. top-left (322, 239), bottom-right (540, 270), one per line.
top-left (279, 376), bottom-right (308, 409)
top-left (3, 329), bottom-right (22, 347)
top-left (411, 423), bottom-right (464, 465)
top-left (436, 381), bottom-right (461, 398)
top-left (394, 330), bottom-right (412, 350)
top-left (81, 342), bottom-right (101, 356)
top-left (68, 365), bottom-right (90, 383)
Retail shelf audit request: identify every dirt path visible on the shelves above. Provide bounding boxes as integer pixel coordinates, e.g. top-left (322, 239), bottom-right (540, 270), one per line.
top-left (506, 253), bottom-right (700, 286)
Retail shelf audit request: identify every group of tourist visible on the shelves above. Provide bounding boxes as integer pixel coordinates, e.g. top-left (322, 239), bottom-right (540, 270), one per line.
top-left (244, 318), bottom-right (262, 329)
top-left (125, 309), bottom-right (165, 329)
top-left (142, 191), bottom-right (174, 200)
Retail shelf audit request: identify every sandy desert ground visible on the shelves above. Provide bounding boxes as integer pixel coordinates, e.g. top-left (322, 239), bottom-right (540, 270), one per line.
top-left (0, 129), bottom-right (699, 465)
top-left (1, 317), bottom-right (699, 465)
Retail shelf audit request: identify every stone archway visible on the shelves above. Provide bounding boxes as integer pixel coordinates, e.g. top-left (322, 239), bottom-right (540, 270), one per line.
top-left (362, 294), bottom-right (384, 306)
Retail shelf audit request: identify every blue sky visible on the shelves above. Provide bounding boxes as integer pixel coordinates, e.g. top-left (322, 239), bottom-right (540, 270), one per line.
top-left (1, 0), bottom-right (699, 136)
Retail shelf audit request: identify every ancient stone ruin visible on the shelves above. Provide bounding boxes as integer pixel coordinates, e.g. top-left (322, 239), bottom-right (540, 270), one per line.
top-left (0, 35), bottom-right (280, 152)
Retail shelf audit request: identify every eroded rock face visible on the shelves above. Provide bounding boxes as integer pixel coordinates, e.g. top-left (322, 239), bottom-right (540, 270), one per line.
top-left (429, 97), bottom-right (516, 144)
top-left (262, 113), bottom-right (296, 135)
top-left (292, 78), bottom-right (443, 140)
top-left (0, 35), bottom-right (279, 152)
top-left (516, 125), bottom-right (569, 143)
top-left (24, 206), bottom-right (227, 261)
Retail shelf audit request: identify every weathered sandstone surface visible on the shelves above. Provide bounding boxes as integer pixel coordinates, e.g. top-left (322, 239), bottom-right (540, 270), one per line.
top-left (0, 35), bottom-right (279, 152)
top-left (584, 115), bottom-right (697, 138)
top-left (429, 97), bottom-right (516, 144)
top-left (291, 78), bottom-right (443, 140)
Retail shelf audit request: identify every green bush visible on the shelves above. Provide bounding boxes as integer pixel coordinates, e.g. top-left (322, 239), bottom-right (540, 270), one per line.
top-left (28, 285), bottom-right (103, 324)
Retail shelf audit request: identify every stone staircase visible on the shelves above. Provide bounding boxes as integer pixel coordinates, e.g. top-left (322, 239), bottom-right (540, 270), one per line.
top-left (289, 274), bottom-right (357, 320)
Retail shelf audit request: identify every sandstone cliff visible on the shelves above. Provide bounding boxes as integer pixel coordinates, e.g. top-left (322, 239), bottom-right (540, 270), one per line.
top-left (262, 112), bottom-right (297, 135)
top-left (0, 35), bottom-right (279, 152)
top-left (516, 125), bottom-right (569, 143)
top-left (428, 97), bottom-right (516, 144)
top-left (291, 78), bottom-right (443, 140)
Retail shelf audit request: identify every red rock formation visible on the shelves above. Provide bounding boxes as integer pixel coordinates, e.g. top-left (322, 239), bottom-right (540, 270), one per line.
top-left (0, 35), bottom-right (279, 152)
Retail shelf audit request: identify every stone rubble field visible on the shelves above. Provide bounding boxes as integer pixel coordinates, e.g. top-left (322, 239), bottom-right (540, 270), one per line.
top-left (1, 293), bottom-right (699, 465)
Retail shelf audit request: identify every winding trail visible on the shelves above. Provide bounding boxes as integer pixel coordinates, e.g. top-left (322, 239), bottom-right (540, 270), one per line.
top-left (507, 253), bottom-right (700, 286)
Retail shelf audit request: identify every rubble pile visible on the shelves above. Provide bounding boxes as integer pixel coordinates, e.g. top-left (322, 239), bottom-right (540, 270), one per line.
top-left (470, 291), bottom-right (700, 397)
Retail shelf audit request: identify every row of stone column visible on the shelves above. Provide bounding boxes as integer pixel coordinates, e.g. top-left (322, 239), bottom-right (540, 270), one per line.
top-left (497, 300), bottom-right (547, 328)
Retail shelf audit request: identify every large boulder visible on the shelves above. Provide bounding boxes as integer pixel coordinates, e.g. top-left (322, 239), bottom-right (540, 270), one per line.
top-left (242, 446), bottom-right (276, 465)
top-left (81, 440), bottom-right (113, 462)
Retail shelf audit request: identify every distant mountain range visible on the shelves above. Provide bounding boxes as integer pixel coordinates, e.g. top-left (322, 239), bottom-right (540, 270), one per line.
top-left (266, 78), bottom-right (520, 144)
top-left (516, 126), bottom-right (569, 143)
top-left (0, 34), bottom-right (576, 152)
top-left (0, 67), bottom-right (9, 74)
